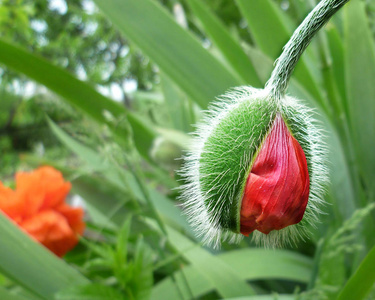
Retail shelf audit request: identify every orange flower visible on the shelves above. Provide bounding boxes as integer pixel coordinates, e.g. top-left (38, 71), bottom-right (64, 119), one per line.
top-left (0, 166), bottom-right (85, 257)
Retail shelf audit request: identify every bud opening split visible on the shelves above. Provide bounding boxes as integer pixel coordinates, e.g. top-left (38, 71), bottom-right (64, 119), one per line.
top-left (181, 89), bottom-right (328, 248)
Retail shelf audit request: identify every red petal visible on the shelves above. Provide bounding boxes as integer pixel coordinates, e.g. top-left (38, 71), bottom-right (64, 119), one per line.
top-left (240, 114), bottom-right (310, 235)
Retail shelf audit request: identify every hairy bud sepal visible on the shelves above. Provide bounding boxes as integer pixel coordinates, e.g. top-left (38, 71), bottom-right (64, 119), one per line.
top-left (181, 87), bottom-right (327, 248)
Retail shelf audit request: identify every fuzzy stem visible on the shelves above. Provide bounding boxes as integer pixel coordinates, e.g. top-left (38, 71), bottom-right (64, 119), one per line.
top-left (266, 0), bottom-right (350, 99)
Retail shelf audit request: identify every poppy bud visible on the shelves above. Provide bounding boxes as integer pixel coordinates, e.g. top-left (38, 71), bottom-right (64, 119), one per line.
top-left (181, 87), bottom-right (327, 248)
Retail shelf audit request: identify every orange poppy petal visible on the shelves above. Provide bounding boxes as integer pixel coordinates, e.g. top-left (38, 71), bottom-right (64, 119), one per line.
top-left (56, 203), bottom-right (85, 235)
top-left (16, 166), bottom-right (71, 211)
top-left (20, 210), bottom-right (79, 257)
top-left (0, 182), bottom-right (24, 222)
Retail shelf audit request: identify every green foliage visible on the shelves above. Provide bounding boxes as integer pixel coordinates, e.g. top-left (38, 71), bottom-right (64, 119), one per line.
top-left (0, 214), bottom-right (89, 300)
top-left (337, 244), bottom-right (375, 300)
top-left (0, 0), bottom-right (374, 299)
top-left (311, 203), bottom-right (375, 299)
top-left (75, 218), bottom-right (154, 300)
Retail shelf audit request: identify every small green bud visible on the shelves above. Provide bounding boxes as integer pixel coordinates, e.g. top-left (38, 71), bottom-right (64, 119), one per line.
top-left (150, 137), bottom-right (183, 171)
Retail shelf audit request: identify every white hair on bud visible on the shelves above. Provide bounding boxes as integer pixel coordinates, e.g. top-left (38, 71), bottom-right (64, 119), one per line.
top-left (180, 86), bottom-right (328, 248)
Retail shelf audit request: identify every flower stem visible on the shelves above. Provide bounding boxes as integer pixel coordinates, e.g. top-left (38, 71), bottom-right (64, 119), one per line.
top-left (266, 0), bottom-right (350, 100)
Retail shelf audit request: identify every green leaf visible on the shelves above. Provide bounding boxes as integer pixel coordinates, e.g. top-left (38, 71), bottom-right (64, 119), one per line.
top-left (337, 245), bottom-right (375, 300)
top-left (115, 217), bottom-right (131, 270)
top-left (0, 39), bottom-right (156, 158)
top-left (235, 0), bottom-right (291, 59)
top-left (314, 203), bottom-right (375, 300)
top-left (326, 24), bottom-right (347, 112)
top-left (324, 118), bottom-right (356, 221)
top-left (92, 0), bottom-right (241, 109)
top-left (70, 176), bottom-right (127, 230)
top-left (153, 224), bottom-right (256, 298)
top-left (55, 284), bottom-right (123, 300)
top-left (152, 249), bottom-right (312, 300)
top-left (0, 286), bottom-right (30, 300)
top-left (0, 214), bottom-right (89, 300)
top-left (344, 0), bottom-right (375, 196)
top-left (131, 238), bottom-right (154, 300)
top-left (185, 0), bottom-right (262, 86)
top-left (47, 118), bottom-right (106, 170)
top-left (235, 0), bottom-right (326, 110)
top-left (160, 73), bottom-right (193, 133)
top-left (224, 296), bottom-right (296, 300)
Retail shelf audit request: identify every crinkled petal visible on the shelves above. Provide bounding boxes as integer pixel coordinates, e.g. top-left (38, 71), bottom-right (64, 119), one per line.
top-left (240, 113), bottom-right (310, 235)
top-left (20, 210), bottom-right (79, 257)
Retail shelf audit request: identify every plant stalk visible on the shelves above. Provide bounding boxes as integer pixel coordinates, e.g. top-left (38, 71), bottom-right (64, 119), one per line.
top-left (266, 0), bottom-right (350, 99)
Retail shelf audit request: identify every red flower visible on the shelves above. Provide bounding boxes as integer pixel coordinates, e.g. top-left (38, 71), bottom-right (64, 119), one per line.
top-left (0, 166), bottom-right (85, 257)
top-left (240, 114), bottom-right (310, 236)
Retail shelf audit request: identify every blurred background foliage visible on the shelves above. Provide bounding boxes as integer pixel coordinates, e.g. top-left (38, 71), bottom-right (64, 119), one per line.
top-left (0, 0), bottom-right (374, 299)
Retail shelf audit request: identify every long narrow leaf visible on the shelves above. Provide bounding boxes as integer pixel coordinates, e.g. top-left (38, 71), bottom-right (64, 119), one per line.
top-left (337, 245), bottom-right (375, 300)
top-left (344, 0), bottom-right (375, 197)
top-left (226, 294), bottom-right (298, 300)
top-left (161, 225), bottom-right (256, 298)
top-left (0, 286), bottom-right (30, 300)
top-left (185, 0), bottom-right (262, 86)
top-left (224, 296), bottom-right (296, 300)
top-left (0, 39), bottom-right (156, 158)
top-left (152, 249), bottom-right (312, 300)
top-left (0, 214), bottom-right (89, 300)
top-left (326, 25), bottom-right (347, 112)
top-left (93, 0), bottom-right (241, 109)
top-left (160, 73), bottom-right (193, 133)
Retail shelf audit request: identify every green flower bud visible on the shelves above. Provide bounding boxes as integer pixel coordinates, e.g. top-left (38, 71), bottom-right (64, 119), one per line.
top-left (181, 87), bottom-right (328, 248)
